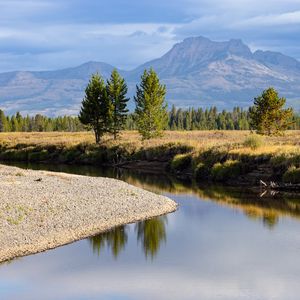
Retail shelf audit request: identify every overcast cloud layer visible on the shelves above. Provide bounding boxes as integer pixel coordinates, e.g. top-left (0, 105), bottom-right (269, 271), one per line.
top-left (0, 0), bottom-right (299, 72)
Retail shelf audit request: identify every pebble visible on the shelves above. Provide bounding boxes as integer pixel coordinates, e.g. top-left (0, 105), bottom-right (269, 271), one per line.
top-left (0, 164), bottom-right (177, 263)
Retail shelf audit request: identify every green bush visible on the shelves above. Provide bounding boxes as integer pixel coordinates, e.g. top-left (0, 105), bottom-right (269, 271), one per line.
top-left (271, 152), bottom-right (300, 167)
top-left (243, 134), bottom-right (263, 150)
top-left (170, 153), bottom-right (192, 172)
top-left (283, 166), bottom-right (300, 184)
top-left (211, 159), bottom-right (242, 182)
top-left (28, 149), bottom-right (49, 162)
top-left (194, 162), bottom-right (210, 180)
top-left (196, 149), bottom-right (227, 168)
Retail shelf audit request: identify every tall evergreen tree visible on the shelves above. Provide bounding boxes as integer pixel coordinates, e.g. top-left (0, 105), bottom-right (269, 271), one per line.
top-left (134, 69), bottom-right (168, 139)
top-left (79, 73), bottom-right (112, 143)
top-left (169, 104), bottom-right (177, 130)
top-left (0, 109), bottom-right (7, 132)
top-left (250, 87), bottom-right (294, 135)
top-left (106, 69), bottom-right (129, 139)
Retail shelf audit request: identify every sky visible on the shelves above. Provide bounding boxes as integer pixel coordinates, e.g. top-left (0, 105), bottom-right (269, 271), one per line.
top-left (0, 0), bottom-right (299, 72)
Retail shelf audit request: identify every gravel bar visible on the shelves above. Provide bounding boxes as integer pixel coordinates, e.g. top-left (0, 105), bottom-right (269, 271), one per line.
top-left (0, 164), bottom-right (177, 263)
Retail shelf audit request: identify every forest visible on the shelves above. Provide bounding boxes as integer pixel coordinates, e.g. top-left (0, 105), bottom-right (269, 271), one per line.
top-left (0, 106), bottom-right (299, 132)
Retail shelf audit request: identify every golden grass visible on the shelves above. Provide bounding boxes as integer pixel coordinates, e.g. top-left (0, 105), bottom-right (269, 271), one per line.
top-left (0, 130), bottom-right (300, 159)
top-left (230, 145), bottom-right (300, 156)
top-left (0, 130), bottom-right (299, 154)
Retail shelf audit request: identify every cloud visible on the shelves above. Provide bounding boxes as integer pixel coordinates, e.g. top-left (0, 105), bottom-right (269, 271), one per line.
top-left (0, 0), bottom-right (299, 71)
top-left (233, 10), bottom-right (300, 27)
top-left (0, 22), bottom-right (179, 71)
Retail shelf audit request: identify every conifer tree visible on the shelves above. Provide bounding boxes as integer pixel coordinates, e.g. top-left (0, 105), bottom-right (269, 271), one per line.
top-left (169, 104), bottom-right (177, 130)
top-left (79, 73), bottom-right (112, 143)
top-left (134, 69), bottom-right (168, 139)
top-left (107, 69), bottom-right (129, 139)
top-left (250, 87), bottom-right (293, 135)
top-left (0, 109), bottom-right (7, 132)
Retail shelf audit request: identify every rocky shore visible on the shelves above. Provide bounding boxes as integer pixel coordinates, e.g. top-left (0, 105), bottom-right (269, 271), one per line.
top-left (0, 164), bottom-right (177, 263)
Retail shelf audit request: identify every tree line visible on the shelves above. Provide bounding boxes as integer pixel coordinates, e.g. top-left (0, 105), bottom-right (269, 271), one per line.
top-left (0, 111), bottom-right (84, 132)
top-left (0, 69), bottom-right (299, 139)
top-left (78, 69), bottom-right (299, 141)
top-left (1, 105), bottom-right (299, 134)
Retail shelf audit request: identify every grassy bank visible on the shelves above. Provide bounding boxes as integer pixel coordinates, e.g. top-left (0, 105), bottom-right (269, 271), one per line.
top-left (0, 131), bottom-right (299, 185)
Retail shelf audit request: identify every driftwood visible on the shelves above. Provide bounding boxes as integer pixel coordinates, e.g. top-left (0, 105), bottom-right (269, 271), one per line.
top-left (260, 180), bottom-right (300, 192)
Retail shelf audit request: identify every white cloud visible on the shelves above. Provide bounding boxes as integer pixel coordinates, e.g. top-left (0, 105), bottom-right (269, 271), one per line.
top-left (0, 0), bottom-right (299, 71)
top-left (233, 10), bottom-right (300, 27)
top-left (0, 22), bottom-right (180, 71)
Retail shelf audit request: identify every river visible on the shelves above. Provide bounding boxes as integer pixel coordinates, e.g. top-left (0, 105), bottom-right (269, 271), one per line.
top-left (0, 163), bottom-right (300, 300)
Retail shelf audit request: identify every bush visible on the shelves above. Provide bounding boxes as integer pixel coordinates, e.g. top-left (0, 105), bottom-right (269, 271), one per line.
top-left (283, 166), bottom-right (300, 184)
top-left (170, 154), bottom-right (192, 172)
top-left (194, 162), bottom-right (210, 180)
top-left (243, 134), bottom-right (263, 150)
top-left (28, 149), bottom-right (49, 162)
top-left (211, 160), bottom-right (242, 182)
top-left (197, 148), bottom-right (227, 168)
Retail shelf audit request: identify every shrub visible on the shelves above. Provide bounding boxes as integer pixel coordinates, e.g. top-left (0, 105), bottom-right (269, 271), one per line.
top-left (194, 162), bottom-right (210, 180)
top-left (170, 153), bottom-right (192, 172)
top-left (243, 134), bottom-right (263, 150)
top-left (283, 166), bottom-right (300, 184)
top-left (211, 160), bottom-right (242, 182)
top-left (197, 148), bottom-right (227, 167)
top-left (28, 149), bottom-right (48, 162)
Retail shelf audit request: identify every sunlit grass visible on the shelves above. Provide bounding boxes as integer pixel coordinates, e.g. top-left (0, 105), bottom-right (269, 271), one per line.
top-left (0, 131), bottom-right (299, 153)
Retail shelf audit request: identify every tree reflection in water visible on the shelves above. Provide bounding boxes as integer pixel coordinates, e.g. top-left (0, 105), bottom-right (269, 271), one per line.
top-left (89, 225), bottom-right (128, 258)
top-left (89, 216), bottom-right (167, 259)
top-left (136, 216), bottom-right (167, 259)
top-left (9, 162), bottom-right (300, 229)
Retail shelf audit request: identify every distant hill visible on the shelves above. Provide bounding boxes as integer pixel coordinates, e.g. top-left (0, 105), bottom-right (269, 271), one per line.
top-left (0, 36), bottom-right (299, 116)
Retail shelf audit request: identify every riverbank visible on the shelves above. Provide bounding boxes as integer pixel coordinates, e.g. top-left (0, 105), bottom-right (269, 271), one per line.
top-left (0, 164), bottom-right (177, 263)
top-left (0, 131), bottom-right (299, 186)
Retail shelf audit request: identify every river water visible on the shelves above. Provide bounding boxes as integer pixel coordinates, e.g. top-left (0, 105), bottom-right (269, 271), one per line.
top-left (0, 163), bottom-right (300, 300)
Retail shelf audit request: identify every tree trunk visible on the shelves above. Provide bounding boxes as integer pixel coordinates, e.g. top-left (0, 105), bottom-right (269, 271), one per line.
top-left (94, 130), bottom-right (100, 144)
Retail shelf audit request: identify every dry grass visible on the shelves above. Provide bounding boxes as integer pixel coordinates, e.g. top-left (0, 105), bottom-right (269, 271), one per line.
top-left (0, 131), bottom-right (299, 184)
top-left (0, 130), bottom-right (299, 153)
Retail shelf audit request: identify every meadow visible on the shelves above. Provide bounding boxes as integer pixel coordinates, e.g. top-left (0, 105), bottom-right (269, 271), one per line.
top-left (0, 130), bottom-right (299, 185)
top-left (0, 130), bottom-right (299, 149)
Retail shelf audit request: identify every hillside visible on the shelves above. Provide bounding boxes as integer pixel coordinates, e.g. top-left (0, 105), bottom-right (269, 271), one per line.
top-left (0, 36), bottom-right (299, 115)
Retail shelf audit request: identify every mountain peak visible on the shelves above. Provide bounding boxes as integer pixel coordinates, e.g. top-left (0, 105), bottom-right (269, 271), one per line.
top-left (182, 36), bottom-right (211, 44)
top-left (168, 36), bottom-right (253, 60)
top-left (226, 38), bottom-right (252, 58)
top-left (138, 36), bottom-right (254, 77)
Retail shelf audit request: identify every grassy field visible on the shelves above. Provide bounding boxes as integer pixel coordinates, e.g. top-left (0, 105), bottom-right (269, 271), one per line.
top-left (0, 130), bottom-right (299, 149)
top-left (0, 130), bottom-right (299, 184)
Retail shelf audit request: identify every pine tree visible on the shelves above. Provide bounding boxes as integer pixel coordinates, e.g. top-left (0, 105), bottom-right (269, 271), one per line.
top-left (169, 104), bottom-right (177, 130)
top-left (0, 109), bottom-right (7, 132)
top-left (15, 112), bottom-right (23, 131)
top-left (250, 87), bottom-right (294, 135)
top-left (107, 69), bottom-right (129, 139)
top-left (79, 73), bottom-right (112, 143)
top-left (134, 69), bottom-right (168, 139)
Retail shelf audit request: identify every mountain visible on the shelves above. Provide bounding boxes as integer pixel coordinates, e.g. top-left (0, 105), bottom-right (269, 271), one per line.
top-left (130, 37), bottom-right (300, 110)
top-left (0, 62), bottom-right (116, 115)
top-left (0, 36), bottom-right (299, 115)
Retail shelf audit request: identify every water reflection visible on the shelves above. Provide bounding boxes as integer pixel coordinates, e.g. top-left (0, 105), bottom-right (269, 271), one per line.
top-left (90, 225), bottom-right (128, 258)
top-left (1, 162), bottom-right (300, 300)
top-left (89, 216), bottom-right (167, 259)
top-left (136, 216), bottom-right (167, 259)
top-left (3, 161), bottom-right (300, 228)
